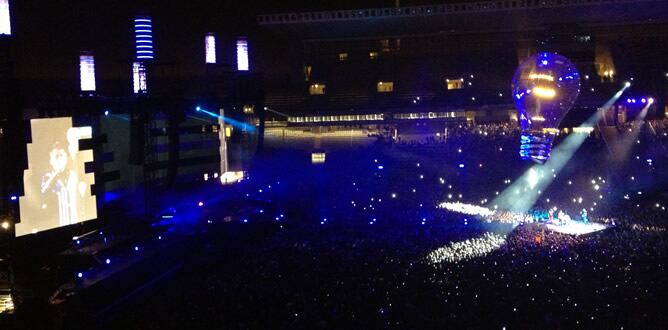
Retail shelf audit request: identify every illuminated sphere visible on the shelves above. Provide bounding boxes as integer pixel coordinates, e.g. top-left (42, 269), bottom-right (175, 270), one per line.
top-left (512, 52), bottom-right (580, 164)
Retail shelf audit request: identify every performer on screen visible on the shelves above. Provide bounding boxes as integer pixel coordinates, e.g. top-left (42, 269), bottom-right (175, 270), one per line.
top-left (40, 139), bottom-right (86, 227)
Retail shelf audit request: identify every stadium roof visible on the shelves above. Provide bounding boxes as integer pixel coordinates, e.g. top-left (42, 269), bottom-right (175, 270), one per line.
top-left (257, 0), bottom-right (668, 40)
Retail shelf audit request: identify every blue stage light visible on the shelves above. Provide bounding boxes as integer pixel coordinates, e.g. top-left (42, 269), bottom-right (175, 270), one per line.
top-left (77, 272), bottom-right (83, 278)
top-left (134, 16), bottom-right (154, 60)
top-left (105, 258), bottom-right (111, 265)
top-left (9, 195), bottom-right (17, 201)
top-left (194, 106), bottom-right (255, 132)
top-left (458, 164), bottom-right (465, 168)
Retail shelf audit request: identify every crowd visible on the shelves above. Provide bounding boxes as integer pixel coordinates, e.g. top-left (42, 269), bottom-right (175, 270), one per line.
top-left (91, 118), bottom-right (668, 329)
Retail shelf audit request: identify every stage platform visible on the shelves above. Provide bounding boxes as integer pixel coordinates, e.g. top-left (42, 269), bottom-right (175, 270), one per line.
top-left (545, 221), bottom-right (608, 235)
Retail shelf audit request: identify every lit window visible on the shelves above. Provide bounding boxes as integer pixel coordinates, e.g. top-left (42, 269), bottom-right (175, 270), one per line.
top-left (377, 81), bottom-right (394, 93)
top-left (369, 52), bottom-right (378, 60)
top-left (380, 39), bottom-right (390, 52)
top-left (338, 53), bottom-right (348, 61)
top-left (311, 152), bottom-right (326, 164)
top-left (309, 84), bottom-right (326, 95)
top-left (446, 78), bottom-right (464, 90)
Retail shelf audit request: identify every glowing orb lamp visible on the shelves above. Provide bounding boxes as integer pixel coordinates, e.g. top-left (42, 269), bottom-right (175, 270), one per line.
top-left (512, 52), bottom-right (580, 164)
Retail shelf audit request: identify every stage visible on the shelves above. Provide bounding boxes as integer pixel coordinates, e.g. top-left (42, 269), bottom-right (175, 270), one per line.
top-left (544, 221), bottom-right (608, 235)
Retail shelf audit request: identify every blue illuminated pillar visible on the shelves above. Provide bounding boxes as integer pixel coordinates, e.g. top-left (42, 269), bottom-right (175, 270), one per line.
top-left (133, 14), bottom-right (153, 94)
top-left (134, 16), bottom-right (154, 60)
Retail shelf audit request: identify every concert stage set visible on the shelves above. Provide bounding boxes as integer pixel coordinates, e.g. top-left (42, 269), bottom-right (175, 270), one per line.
top-left (0, 0), bottom-right (667, 329)
top-left (545, 221), bottom-right (609, 235)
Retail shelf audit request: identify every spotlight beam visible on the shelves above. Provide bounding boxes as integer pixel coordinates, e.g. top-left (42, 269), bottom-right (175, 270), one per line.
top-left (195, 107), bottom-right (256, 132)
top-left (608, 101), bottom-right (652, 163)
top-left (491, 85), bottom-right (629, 213)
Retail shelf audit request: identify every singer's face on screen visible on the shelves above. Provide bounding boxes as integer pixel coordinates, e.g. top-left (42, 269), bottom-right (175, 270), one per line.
top-left (49, 148), bottom-right (68, 174)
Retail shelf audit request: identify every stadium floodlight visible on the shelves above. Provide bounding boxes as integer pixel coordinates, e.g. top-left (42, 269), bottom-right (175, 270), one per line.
top-left (0, 0), bottom-right (10, 35)
top-left (134, 16), bottom-right (154, 60)
top-left (236, 37), bottom-right (249, 71)
top-left (205, 33), bottom-right (216, 64)
top-left (79, 52), bottom-right (96, 93)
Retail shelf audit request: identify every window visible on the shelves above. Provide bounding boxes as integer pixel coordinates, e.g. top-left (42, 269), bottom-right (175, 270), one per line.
top-left (338, 53), bottom-right (348, 61)
top-left (446, 78), bottom-right (464, 90)
top-left (377, 81), bottom-right (394, 93)
top-left (380, 39), bottom-right (390, 52)
top-left (369, 52), bottom-right (378, 60)
top-left (311, 152), bottom-right (326, 164)
top-left (309, 84), bottom-right (326, 95)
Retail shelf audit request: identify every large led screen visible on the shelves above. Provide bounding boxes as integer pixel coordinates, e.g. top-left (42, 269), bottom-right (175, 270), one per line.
top-left (16, 118), bottom-right (97, 236)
